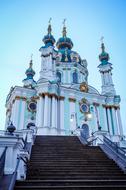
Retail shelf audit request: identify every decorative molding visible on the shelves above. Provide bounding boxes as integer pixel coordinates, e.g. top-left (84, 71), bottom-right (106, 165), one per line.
top-left (32, 96), bottom-right (39, 100)
top-left (93, 102), bottom-right (100, 106)
top-left (102, 104), bottom-right (120, 109)
top-left (59, 96), bottom-right (65, 100)
top-left (68, 97), bottom-right (76, 102)
top-left (80, 82), bottom-right (88, 93)
top-left (15, 96), bottom-right (27, 101)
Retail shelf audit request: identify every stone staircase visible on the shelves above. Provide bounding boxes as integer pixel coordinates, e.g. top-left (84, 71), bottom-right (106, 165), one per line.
top-left (15, 136), bottom-right (126, 189)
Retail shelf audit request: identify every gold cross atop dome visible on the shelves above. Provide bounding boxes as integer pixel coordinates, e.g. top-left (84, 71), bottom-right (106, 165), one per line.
top-left (100, 36), bottom-right (105, 52)
top-left (48, 18), bottom-right (52, 34)
top-left (62, 19), bottom-right (67, 37)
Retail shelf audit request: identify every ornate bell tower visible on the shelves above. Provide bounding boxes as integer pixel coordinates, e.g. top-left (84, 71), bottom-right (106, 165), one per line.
top-left (38, 19), bottom-right (57, 83)
top-left (98, 39), bottom-right (116, 96)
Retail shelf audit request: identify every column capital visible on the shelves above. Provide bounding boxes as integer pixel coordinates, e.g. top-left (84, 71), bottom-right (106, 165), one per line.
top-left (59, 96), bottom-right (65, 100)
top-left (68, 97), bottom-right (76, 102)
top-left (102, 104), bottom-right (120, 109)
top-left (93, 102), bottom-right (100, 106)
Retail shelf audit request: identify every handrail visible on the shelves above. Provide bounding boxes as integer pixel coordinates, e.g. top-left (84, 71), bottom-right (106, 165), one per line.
top-left (0, 147), bottom-right (7, 179)
top-left (80, 133), bottom-right (126, 162)
top-left (8, 155), bottom-right (27, 190)
top-left (103, 135), bottom-right (126, 158)
top-left (80, 134), bottom-right (126, 171)
top-left (8, 128), bottom-right (36, 190)
top-left (8, 135), bottom-right (29, 190)
top-left (103, 135), bottom-right (126, 162)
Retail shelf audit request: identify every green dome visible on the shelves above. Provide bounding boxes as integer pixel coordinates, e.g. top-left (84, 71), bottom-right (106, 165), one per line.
top-left (99, 43), bottom-right (109, 62)
top-left (56, 36), bottom-right (73, 49)
top-left (25, 60), bottom-right (35, 79)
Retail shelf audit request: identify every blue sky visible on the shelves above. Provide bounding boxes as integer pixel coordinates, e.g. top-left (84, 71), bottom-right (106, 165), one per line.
top-left (0, 0), bottom-right (126, 132)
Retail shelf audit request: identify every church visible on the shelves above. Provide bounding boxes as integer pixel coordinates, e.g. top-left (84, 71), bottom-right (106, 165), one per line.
top-left (5, 20), bottom-right (123, 140)
top-left (0, 21), bottom-right (126, 189)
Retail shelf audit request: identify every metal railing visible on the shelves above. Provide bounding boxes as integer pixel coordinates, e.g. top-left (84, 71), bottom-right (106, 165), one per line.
top-left (0, 147), bottom-right (7, 179)
top-left (8, 155), bottom-right (27, 190)
top-left (80, 133), bottom-right (126, 172)
top-left (8, 132), bottom-right (34, 190)
top-left (103, 135), bottom-right (126, 162)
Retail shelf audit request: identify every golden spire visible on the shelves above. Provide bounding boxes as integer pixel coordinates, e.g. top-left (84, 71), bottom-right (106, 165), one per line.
top-left (48, 18), bottom-right (52, 34)
top-left (62, 19), bottom-right (67, 37)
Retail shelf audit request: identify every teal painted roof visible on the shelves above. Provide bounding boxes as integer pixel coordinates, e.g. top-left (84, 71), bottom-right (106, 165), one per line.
top-left (99, 43), bottom-right (110, 63)
top-left (43, 33), bottom-right (55, 46)
top-left (56, 36), bottom-right (73, 49)
top-left (25, 60), bottom-right (35, 80)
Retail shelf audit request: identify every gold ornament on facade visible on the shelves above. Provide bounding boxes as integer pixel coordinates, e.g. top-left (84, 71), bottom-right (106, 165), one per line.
top-left (80, 82), bottom-right (88, 92)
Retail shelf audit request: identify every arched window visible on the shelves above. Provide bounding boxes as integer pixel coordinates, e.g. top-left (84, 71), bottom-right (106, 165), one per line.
top-left (56, 71), bottom-right (61, 83)
top-left (73, 71), bottom-right (78, 83)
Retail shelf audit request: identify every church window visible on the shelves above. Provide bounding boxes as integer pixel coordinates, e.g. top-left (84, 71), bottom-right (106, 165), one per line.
top-left (56, 71), bottom-right (61, 83)
top-left (73, 71), bottom-right (78, 83)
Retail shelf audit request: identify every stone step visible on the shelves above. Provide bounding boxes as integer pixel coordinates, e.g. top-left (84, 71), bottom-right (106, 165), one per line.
top-left (15, 179), bottom-right (126, 186)
top-left (15, 136), bottom-right (126, 189)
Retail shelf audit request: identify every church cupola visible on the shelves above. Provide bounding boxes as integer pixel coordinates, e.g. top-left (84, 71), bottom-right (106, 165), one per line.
top-left (25, 59), bottom-right (35, 79)
top-left (56, 19), bottom-right (73, 50)
top-left (43, 18), bottom-right (55, 47)
top-left (99, 38), bottom-right (110, 64)
top-left (22, 56), bottom-right (36, 88)
top-left (56, 20), bottom-right (81, 63)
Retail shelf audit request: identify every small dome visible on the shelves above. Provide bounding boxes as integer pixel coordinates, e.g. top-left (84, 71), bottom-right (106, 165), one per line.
top-left (56, 36), bottom-right (73, 49)
top-left (99, 43), bottom-right (109, 62)
top-left (43, 22), bottom-right (55, 46)
top-left (25, 59), bottom-right (35, 79)
top-left (56, 24), bottom-right (73, 49)
top-left (43, 33), bottom-right (55, 46)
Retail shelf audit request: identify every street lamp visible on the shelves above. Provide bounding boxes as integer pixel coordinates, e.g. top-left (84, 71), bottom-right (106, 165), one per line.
top-left (85, 112), bottom-right (92, 121)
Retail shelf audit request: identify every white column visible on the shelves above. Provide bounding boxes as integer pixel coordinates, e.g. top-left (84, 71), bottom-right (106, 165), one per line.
top-left (55, 98), bottom-right (58, 129)
top-left (43, 95), bottom-right (49, 127)
top-left (102, 107), bottom-right (108, 131)
top-left (117, 108), bottom-right (123, 136)
top-left (48, 97), bottom-right (51, 127)
top-left (68, 70), bottom-right (71, 83)
top-left (19, 100), bottom-right (26, 130)
top-left (107, 108), bottom-right (113, 135)
top-left (101, 72), bottom-right (104, 85)
top-left (38, 96), bottom-right (44, 128)
top-left (60, 98), bottom-right (65, 131)
top-left (12, 99), bottom-right (20, 129)
top-left (51, 96), bottom-right (56, 128)
top-left (111, 107), bottom-right (118, 135)
top-left (35, 98), bottom-right (40, 127)
top-left (10, 101), bottom-right (15, 123)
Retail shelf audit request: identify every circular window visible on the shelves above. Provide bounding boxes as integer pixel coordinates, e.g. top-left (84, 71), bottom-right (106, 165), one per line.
top-left (28, 101), bottom-right (37, 112)
top-left (80, 103), bottom-right (89, 113)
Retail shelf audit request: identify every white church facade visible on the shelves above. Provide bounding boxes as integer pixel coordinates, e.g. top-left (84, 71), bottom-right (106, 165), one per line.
top-left (4, 21), bottom-right (123, 142)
